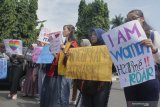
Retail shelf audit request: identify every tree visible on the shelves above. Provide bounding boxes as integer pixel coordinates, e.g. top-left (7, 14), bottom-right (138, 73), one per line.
top-left (25, 0), bottom-right (39, 45)
top-left (76, 0), bottom-right (109, 40)
top-left (111, 14), bottom-right (126, 29)
top-left (0, 0), bottom-right (16, 41)
top-left (76, 0), bottom-right (87, 38)
top-left (14, 0), bottom-right (29, 40)
top-left (0, 0), bottom-right (39, 46)
top-left (15, 0), bottom-right (39, 46)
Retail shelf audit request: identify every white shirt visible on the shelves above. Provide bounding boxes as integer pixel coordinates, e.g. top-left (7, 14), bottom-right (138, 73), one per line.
top-left (152, 31), bottom-right (160, 64)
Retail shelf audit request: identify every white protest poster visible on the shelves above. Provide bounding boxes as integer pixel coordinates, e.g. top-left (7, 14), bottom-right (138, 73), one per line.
top-left (49, 31), bottom-right (63, 55)
top-left (102, 20), bottom-right (155, 88)
top-left (37, 27), bottom-right (51, 43)
top-left (4, 39), bottom-right (23, 55)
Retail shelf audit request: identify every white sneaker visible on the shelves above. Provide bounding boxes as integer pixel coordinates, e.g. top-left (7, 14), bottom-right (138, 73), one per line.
top-left (12, 94), bottom-right (17, 100)
top-left (8, 94), bottom-right (12, 98)
top-left (70, 101), bottom-right (76, 105)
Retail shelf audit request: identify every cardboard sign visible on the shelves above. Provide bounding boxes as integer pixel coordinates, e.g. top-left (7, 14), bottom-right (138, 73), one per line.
top-left (66, 46), bottom-right (112, 81)
top-left (102, 20), bottom-right (155, 87)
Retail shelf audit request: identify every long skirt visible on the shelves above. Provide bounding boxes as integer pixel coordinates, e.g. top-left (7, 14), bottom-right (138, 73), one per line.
top-left (38, 67), bottom-right (46, 95)
top-left (40, 76), bottom-right (59, 107)
top-left (22, 67), bottom-right (38, 96)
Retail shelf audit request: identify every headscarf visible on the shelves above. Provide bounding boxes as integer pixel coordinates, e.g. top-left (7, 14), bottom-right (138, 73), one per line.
top-left (90, 28), bottom-right (106, 45)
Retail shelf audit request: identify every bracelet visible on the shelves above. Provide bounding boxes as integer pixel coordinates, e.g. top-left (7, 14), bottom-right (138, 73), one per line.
top-left (152, 48), bottom-right (158, 54)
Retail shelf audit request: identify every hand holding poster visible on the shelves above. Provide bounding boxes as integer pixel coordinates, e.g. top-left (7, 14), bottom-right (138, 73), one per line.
top-left (66, 46), bottom-right (112, 81)
top-left (102, 20), bottom-right (155, 87)
top-left (0, 58), bottom-right (7, 79)
top-left (4, 39), bottom-right (23, 55)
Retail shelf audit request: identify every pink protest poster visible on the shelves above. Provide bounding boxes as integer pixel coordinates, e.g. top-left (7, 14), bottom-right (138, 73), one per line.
top-left (32, 47), bottom-right (43, 63)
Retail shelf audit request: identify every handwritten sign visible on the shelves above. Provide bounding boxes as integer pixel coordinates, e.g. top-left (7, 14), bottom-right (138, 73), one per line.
top-left (0, 58), bottom-right (7, 79)
top-left (37, 45), bottom-right (54, 64)
top-left (66, 46), bottom-right (112, 81)
top-left (4, 39), bottom-right (23, 55)
top-left (37, 27), bottom-right (51, 43)
top-left (32, 47), bottom-right (43, 63)
top-left (102, 20), bottom-right (155, 87)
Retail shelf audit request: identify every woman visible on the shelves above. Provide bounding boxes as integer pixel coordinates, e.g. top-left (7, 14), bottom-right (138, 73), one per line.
top-left (80, 28), bottom-right (112, 107)
top-left (37, 41), bottom-right (47, 98)
top-left (8, 54), bottom-right (24, 100)
top-left (41, 24), bottom-right (78, 107)
top-left (124, 9), bottom-right (160, 107)
top-left (40, 57), bottom-right (59, 107)
top-left (60, 24), bottom-right (78, 107)
top-left (22, 45), bottom-right (38, 97)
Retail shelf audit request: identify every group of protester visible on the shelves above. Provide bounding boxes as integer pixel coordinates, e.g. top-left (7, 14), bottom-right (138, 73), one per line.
top-left (0, 9), bottom-right (160, 107)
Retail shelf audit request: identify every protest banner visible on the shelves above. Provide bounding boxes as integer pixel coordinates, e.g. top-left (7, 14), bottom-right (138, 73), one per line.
top-left (37, 45), bottom-right (54, 64)
top-left (37, 27), bottom-right (51, 43)
top-left (66, 45), bottom-right (112, 81)
top-left (32, 47), bottom-right (43, 63)
top-left (0, 58), bottom-right (7, 79)
top-left (58, 42), bottom-right (72, 75)
top-left (4, 39), bottom-right (23, 55)
top-left (102, 20), bottom-right (155, 87)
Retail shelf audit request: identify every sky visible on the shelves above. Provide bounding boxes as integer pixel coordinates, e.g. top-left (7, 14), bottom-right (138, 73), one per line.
top-left (37, 0), bottom-right (160, 32)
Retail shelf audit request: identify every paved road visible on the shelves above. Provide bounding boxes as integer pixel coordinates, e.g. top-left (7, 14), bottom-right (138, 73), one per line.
top-left (0, 92), bottom-right (39, 107)
top-left (0, 81), bottom-right (125, 107)
top-left (0, 81), bottom-right (159, 107)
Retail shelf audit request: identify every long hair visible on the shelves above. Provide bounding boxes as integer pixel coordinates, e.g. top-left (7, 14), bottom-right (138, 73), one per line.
top-left (63, 24), bottom-right (76, 42)
top-left (127, 9), bottom-right (152, 37)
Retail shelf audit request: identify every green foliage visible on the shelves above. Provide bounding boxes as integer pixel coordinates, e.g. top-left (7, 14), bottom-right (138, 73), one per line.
top-left (0, 0), bottom-right (39, 46)
top-left (76, 0), bottom-right (110, 40)
top-left (0, 0), bottom-right (16, 41)
top-left (111, 14), bottom-right (126, 29)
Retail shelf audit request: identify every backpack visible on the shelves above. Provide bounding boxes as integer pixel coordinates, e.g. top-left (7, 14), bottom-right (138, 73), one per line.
top-left (150, 31), bottom-right (160, 79)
